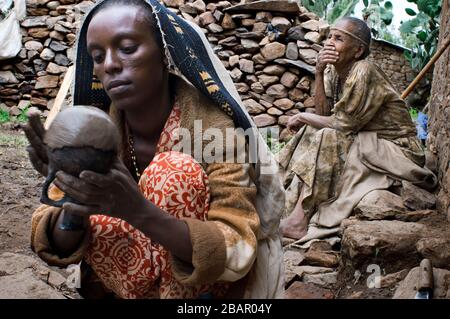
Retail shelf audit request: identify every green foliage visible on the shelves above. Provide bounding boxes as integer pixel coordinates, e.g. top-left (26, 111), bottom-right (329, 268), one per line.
top-left (16, 106), bottom-right (30, 123)
top-left (400, 0), bottom-right (441, 71)
top-left (304, 0), bottom-right (360, 24)
top-left (0, 103), bottom-right (32, 124)
top-left (327, 0), bottom-right (360, 24)
top-left (267, 137), bottom-right (286, 154)
top-left (409, 107), bottom-right (419, 121)
top-left (362, 0), bottom-right (395, 38)
top-left (0, 109), bottom-right (10, 124)
top-left (305, 0), bottom-right (332, 19)
top-left (262, 129), bottom-right (286, 154)
top-left (405, 8), bottom-right (417, 16)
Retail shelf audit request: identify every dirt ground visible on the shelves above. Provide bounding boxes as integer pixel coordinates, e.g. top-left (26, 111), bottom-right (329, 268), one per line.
top-left (0, 124), bottom-right (42, 256)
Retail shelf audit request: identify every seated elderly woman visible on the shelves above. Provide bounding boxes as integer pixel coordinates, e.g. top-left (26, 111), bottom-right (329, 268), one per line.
top-left (24, 0), bottom-right (284, 299)
top-left (278, 17), bottom-right (436, 243)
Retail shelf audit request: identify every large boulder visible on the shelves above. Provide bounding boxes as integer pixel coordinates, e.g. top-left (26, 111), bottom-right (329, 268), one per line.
top-left (341, 220), bottom-right (427, 266)
top-left (401, 181), bottom-right (436, 210)
top-left (354, 190), bottom-right (406, 220)
top-left (416, 238), bottom-right (450, 269)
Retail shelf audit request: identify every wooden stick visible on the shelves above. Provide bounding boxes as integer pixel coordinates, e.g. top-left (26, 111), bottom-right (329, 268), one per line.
top-left (401, 36), bottom-right (450, 100)
top-left (44, 65), bottom-right (74, 129)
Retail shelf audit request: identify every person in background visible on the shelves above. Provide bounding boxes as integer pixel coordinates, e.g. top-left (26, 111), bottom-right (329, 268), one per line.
top-left (278, 17), bottom-right (436, 243)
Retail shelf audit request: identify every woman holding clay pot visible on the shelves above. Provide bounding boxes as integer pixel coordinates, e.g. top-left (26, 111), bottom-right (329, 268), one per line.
top-left (24, 0), bottom-right (284, 299)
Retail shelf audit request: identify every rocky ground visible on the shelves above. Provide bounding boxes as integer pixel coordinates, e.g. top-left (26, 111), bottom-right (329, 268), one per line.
top-left (1, 124), bottom-right (449, 299)
top-left (0, 124), bottom-right (80, 298)
top-left (283, 186), bottom-right (450, 299)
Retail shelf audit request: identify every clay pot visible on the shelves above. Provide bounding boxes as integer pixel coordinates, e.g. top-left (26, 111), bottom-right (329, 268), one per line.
top-left (41, 105), bottom-right (119, 208)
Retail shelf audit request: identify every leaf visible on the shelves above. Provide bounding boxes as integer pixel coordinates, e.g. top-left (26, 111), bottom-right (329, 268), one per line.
top-left (417, 0), bottom-right (437, 16)
top-left (416, 0), bottom-right (428, 11)
top-left (412, 57), bottom-right (419, 70)
top-left (384, 1), bottom-right (393, 10)
top-left (405, 8), bottom-right (417, 16)
top-left (425, 29), bottom-right (439, 45)
top-left (417, 31), bottom-right (427, 42)
top-left (363, 0), bottom-right (369, 7)
top-left (399, 19), bottom-right (418, 33)
top-left (404, 50), bottom-right (412, 61)
top-left (381, 11), bottom-right (393, 25)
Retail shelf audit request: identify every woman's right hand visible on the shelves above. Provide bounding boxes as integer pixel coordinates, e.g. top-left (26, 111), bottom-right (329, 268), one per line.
top-left (23, 112), bottom-right (49, 177)
top-left (316, 43), bottom-right (339, 74)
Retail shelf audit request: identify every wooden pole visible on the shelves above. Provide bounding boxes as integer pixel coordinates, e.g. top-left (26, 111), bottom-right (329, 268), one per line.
top-left (44, 65), bottom-right (74, 129)
top-left (401, 36), bottom-right (450, 100)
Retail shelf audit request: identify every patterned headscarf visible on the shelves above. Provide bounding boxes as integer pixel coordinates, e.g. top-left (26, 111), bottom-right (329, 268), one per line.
top-left (73, 0), bottom-right (252, 130)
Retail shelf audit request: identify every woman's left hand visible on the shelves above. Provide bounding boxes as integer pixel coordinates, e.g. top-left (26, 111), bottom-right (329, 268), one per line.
top-left (53, 157), bottom-right (146, 221)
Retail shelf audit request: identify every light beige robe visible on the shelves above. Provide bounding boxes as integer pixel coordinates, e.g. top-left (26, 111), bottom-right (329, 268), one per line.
top-left (278, 60), bottom-right (436, 246)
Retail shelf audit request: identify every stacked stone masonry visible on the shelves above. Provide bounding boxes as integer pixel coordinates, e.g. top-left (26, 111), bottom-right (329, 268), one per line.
top-left (0, 0), bottom-right (92, 117)
top-left (367, 39), bottom-right (416, 94)
top-left (0, 0), bottom-right (418, 143)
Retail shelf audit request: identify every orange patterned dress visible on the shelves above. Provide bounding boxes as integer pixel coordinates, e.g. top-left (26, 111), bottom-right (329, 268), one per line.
top-left (84, 104), bottom-right (226, 298)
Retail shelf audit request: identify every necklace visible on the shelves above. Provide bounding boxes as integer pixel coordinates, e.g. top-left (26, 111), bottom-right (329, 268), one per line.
top-left (128, 131), bottom-right (141, 180)
top-left (333, 76), bottom-right (342, 106)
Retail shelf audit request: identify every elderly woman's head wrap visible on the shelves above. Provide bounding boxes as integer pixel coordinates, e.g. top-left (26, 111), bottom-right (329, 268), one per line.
top-left (331, 17), bottom-right (371, 59)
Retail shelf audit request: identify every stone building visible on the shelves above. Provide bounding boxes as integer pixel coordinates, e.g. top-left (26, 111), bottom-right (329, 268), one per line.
top-left (367, 38), bottom-right (415, 94)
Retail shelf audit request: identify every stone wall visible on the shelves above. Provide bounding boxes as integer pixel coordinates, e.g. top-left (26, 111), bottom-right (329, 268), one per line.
top-left (0, 0), bottom-right (92, 117)
top-left (0, 0), bottom-right (425, 143)
top-left (194, 0), bottom-right (329, 142)
top-left (367, 39), bottom-right (415, 94)
top-left (0, 0), bottom-right (330, 143)
top-left (427, 0), bottom-right (450, 220)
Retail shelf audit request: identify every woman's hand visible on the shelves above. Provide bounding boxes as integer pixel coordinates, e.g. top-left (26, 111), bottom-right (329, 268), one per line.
top-left (287, 113), bottom-right (306, 132)
top-left (316, 43), bottom-right (339, 74)
top-left (22, 112), bottom-right (49, 177)
top-left (53, 157), bottom-right (194, 263)
top-left (53, 157), bottom-right (146, 221)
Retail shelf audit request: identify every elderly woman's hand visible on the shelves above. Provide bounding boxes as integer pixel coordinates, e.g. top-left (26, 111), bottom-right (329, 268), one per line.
top-left (287, 113), bottom-right (306, 132)
top-left (53, 157), bottom-right (147, 221)
top-left (22, 112), bottom-right (49, 177)
top-left (316, 43), bottom-right (339, 73)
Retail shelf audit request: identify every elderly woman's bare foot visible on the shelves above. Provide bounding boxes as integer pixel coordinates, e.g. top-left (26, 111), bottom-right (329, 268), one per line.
top-left (280, 217), bottom-right (308, 240)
